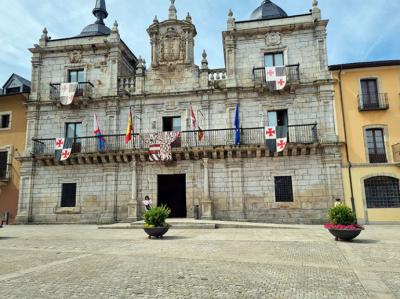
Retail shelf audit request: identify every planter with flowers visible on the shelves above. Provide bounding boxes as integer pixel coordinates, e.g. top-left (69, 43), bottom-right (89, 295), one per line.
top-left (324, 204), bottom-right (364, 241)
top-left (143, 205), bottom-right (171, 239)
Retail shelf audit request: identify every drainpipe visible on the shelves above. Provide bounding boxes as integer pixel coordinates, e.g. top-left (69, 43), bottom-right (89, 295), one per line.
top-left (338, 67), bottom-right (356, 213)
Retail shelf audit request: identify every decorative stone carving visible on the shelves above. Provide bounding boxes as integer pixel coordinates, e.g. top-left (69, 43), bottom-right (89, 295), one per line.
top-left (159, 27), bottom-right (185, 64)
top-left (265, 32), bottom-right (281, 46)
top-left (69, 50), bottom-right (82, 63)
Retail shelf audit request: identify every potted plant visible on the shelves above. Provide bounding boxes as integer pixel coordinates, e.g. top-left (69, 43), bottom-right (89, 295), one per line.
top-left (143, 205), bottom-right (171, 239)
top-left (324, 204), bottom-right (364, 241)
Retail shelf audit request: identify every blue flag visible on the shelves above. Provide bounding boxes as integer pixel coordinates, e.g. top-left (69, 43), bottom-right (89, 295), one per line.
top-left (234, 104), bottom-right (240, 145)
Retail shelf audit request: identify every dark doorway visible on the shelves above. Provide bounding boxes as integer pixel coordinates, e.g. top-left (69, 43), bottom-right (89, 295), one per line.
top-left (158, 174), bottom-right (187, 218)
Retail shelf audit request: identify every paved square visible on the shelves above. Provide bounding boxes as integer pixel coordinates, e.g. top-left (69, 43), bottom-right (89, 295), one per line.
top-left (0, 225), bottom-right (399, 298)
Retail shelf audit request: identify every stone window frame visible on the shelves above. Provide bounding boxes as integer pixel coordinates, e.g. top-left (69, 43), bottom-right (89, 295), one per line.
top-left (63, 64), bottom-right (88, 84)
top-left (260, 46), bottom-right (288, 68)
top-left (0, 111), bottom-right (12, 131)
top-left (360, 172), bottom-right (400, 224)
top-left (358, 76), bottom-right (383, 107)
top-left (0, 145), bottom-right (13, 181)
top-left (362, 124), bottom-right (391, 164)
top-left (55, 177), bottom-right (82, 214)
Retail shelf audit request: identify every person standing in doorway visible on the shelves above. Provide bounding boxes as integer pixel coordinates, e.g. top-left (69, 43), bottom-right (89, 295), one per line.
top-left (143, 196), bottom-right (153, 211)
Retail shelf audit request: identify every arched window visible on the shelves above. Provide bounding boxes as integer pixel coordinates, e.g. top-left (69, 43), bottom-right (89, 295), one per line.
top-left (364, 176), bottom-right (400, 208)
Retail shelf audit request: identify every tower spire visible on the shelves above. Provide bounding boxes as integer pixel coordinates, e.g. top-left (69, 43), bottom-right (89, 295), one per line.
top-left (93, 0), bottom-right (108, 25)
top-left (169, 0), bottom-right (177, 20)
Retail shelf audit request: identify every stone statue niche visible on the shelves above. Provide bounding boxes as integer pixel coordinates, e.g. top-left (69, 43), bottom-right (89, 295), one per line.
top-left (147, 14), bottom-right (197, 71)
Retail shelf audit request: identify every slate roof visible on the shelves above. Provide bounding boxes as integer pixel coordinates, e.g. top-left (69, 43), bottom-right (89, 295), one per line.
top-left (250, 0), bottom-right (288, 20)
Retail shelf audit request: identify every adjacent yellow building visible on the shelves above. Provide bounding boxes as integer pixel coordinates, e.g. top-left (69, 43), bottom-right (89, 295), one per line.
top-left (330, 61), bottom-right (400, 224)
top-left (0, 74), bottom-right (30, 224)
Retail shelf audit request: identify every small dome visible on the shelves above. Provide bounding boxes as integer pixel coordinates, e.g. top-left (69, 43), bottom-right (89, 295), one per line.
top-left (250, 0), bottom-right (288, 20)
top-left (80, 24), bottom-right (111, 37)
top-left (79, 0), bottom-right (111, 37)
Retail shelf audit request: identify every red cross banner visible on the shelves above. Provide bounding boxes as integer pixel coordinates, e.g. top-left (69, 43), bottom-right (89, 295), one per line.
top-left (55, 138), bottom-right (73, 161)
top-left (265, 126), bottom-right (288, 153)
top-left (60, 83), bottom-right (78, 106)
top-left (265, 66), bottom-right (287, 91)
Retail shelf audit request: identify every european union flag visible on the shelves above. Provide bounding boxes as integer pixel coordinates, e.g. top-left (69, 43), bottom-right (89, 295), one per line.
top-left (234, 104), bottom-right (240, 145)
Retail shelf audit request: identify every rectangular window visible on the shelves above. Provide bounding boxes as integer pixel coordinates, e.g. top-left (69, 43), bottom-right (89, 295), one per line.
top-left (68, 69), bottom-right (85, 83)
top-left (265, 52), bottom-right (284, 67)
top-left (274, 176), bottom-right (294, 202)
top-left (61, 183), bottom-right (77, 208)
top-left (5, 87), bottom-right (20, 94)
top-left (361, 79), bottom-right (379, 108)
top-left (65, 122), bottom-right (82, 153)
top-left (0, 151), bottom-right (8, 179)
top-left (0, 114), bottom-right (10, 129)
top-left (366, 128), bottom-right (387, 163)
top-left (163, 117), bottom-right (181, 132)
top-left (267, 110), bottom-right (288, 127)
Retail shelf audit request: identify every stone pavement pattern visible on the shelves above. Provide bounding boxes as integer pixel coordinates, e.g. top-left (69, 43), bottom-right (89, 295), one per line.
top-left (0, 225), bottom-right (399, 298)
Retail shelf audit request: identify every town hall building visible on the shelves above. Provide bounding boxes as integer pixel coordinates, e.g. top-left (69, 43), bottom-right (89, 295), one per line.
top-left (16, 0), bottom-right (343, 224)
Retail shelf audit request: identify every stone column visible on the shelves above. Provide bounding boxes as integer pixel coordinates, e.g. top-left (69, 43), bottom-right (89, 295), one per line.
top-left (127, 160), bottom-right (139, 222)
top-left (151, 35), bottom-right (158, 68)
top-left (201, 158), bottom-right (213, 220)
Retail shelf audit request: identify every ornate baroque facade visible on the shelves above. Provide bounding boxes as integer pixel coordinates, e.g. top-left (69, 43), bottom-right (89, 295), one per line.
top-left (16, 0), bottom-right (343, 224)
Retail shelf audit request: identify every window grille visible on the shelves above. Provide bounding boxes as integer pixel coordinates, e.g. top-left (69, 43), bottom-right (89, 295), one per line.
top-left (365, 176), bottom-right (400, 208)
top-left (61, 183), bottom-right (77, 208)
top-left (274, 176), bottom-right (294, 202)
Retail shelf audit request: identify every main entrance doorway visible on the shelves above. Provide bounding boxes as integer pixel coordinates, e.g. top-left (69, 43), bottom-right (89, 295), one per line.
top-left (157, 174), bottom-right (187, 218)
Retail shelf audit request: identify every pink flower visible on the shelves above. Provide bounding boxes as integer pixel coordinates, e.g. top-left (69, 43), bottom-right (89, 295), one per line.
top-left (324, 223), bottom-right (364, 230)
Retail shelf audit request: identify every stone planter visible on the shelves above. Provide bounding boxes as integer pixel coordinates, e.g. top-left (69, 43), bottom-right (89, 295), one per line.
top-left (328, 229), bottom-right (362, 242)
top-left (144, 226), bottom-right (170, 239)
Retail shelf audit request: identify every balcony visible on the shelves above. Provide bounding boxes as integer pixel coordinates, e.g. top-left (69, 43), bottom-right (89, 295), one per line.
top-left (50, 82), bottom-right (94, 106)
top-left (32, 124), bottom-right (318, 164)
top-left (118, 76), bottom-right (135, 95)
top-left (393, 143), bottom-right (400, 164)
top-left (358, 93), bottom-right (389, 111)
top-left (253, 64), bottom-right (300, 87)
top-left (208, 69), bottom-right (227, 89)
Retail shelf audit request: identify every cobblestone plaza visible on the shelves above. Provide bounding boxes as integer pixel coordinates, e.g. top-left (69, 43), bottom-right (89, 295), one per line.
top-left (0, 225), bottom-right (399, 298)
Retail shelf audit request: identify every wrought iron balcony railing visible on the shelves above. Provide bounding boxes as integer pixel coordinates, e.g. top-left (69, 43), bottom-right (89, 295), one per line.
top-left (358, 93), bottom-right (389, 111)
top-left (32, 124), bottom-right (318, 157)
top-left (253, 64), bottom-right (300, 86)
top-left (50, 82), bottom-right (94, 101)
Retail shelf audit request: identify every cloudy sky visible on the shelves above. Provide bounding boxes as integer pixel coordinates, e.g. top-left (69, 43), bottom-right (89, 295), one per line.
top-left (0, 0), bottom-right (399, 85)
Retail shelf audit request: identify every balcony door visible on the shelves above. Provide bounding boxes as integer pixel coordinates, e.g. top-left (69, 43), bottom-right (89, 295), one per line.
top-left (265, 52), bottom-right (284, 67)
top-left (163, 116), bottom-right (181, 147)
top-left (68, 69), bottom-right (85, 96)
top-left (267, 110), bottom-right (288, 127)
top-left (361, 79), bottom-right (379, 109)
top-left (366, 128), bottom-right (387, 163)
top-left (66, 122), bottom-right (82, 153)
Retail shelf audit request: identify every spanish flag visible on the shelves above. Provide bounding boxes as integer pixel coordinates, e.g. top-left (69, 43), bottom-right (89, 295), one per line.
top-left (125, 108), bottom-right (133, 144)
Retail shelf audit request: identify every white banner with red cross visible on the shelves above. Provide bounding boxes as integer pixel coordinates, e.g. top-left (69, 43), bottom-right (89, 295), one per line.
top-left (265, 126), bottom-right (288, 153)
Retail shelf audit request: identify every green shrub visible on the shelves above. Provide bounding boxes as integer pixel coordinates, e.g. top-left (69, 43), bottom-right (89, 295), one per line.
top-left (328, 204), bottom-right (356, 225)
top-left (144, 205), bottom-right (171, 227)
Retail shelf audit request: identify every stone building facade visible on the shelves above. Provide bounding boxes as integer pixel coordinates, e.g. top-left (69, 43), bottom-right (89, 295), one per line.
top-left (16, 0), bottom-right (343, 224)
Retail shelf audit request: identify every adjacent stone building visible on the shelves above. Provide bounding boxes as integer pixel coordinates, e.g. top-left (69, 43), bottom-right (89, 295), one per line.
top-left (16, 0), bottom-right (343, 224)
